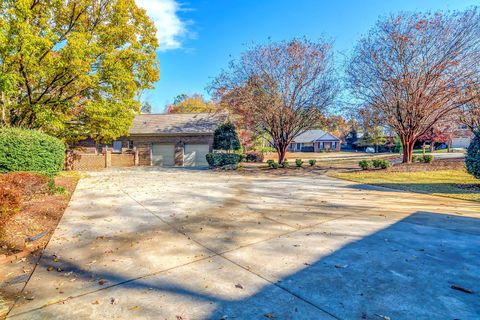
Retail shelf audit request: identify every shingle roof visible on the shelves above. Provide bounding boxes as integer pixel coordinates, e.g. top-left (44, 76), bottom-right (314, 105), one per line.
top-left (129, 113), bottom-right (226, 135)
top-left (292, 129), bottom-right (340, 143)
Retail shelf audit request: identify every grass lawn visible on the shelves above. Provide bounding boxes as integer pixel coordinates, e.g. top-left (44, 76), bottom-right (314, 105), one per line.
top-left (332, 169), bottom-right (480, 202)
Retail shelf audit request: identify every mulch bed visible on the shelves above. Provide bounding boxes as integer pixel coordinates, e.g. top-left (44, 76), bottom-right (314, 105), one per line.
top-left (0, 174), bottom-right (79, 258)
top-left (388, 159), bottom-right (465, 172)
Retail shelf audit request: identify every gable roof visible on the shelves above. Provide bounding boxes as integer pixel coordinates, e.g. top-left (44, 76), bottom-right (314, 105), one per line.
top-left (129, 112), bottom-right (226, 135)
top-left (292, 129), bottom-right (340, 143)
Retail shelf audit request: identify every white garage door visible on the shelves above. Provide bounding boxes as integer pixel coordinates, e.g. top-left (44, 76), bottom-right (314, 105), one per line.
top-left (184, 144), bottom-right (209, 167)
top-left (152, 144), bottom-right (175, 166)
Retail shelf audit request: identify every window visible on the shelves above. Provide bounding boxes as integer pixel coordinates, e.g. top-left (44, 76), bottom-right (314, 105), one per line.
top-left (113, 140), bottom-right (122, 153)
top-left (296, 143), bottom-right (301, 151)
top-left (332, 142), bottom-right (336, 149)
top-left (319, 142), bottom-right (324, 149)
top-left (128, 140), bottom-right (134, 150)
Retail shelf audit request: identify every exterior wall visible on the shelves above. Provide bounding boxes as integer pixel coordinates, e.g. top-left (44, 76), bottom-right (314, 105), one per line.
top-left (119, 134), bottom-right (214, 166)
top-left (450, 128), bottom-right (473, 149)
top-left (290, 141), bottom-right (341, 152)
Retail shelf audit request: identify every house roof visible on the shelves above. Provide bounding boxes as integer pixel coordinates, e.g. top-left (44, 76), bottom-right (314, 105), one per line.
top-left (129, 112), bottom-right (226, 135)
top-left (292, 129), bottom-right (340, 143)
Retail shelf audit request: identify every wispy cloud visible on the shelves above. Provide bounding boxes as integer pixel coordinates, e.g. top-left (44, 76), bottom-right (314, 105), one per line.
top-left (135, 0), bottom-right (189, 51)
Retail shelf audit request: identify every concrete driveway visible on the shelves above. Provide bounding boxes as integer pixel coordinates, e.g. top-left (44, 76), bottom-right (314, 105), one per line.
top-left (6, 168), bottom-right (480, 319)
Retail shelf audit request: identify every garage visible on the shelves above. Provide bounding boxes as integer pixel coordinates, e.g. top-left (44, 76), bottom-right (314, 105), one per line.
top-left (184, 144), bottom-right (209, 167)
top-left (151, 144), bottom-right (175, 166)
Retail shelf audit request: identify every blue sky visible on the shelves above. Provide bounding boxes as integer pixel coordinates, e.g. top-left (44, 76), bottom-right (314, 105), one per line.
top-left (138, 0), bottom-right (478, 113)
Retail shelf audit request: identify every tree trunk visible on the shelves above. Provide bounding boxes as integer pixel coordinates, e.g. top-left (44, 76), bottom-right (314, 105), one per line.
top-left (401, 136), bottom-right (415, 163)
top-left (276, 144), bottom-right (288, 164)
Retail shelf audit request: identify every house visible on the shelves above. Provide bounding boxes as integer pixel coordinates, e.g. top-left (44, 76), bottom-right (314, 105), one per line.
top-left (450, 124), bottom-right (474, 149)
top-left (288, 129), bottom-right (341, 152)
top-left (76, 113), bottom-right (225, 167)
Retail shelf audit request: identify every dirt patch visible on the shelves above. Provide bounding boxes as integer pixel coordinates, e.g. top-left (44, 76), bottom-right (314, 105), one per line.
top-left (0, 173), bottom-right (79, 256)
top-left (388, 159), bottom-right (465, 172)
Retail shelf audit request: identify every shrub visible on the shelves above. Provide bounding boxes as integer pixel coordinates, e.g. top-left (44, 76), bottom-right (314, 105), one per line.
top-left (359, 160), bottom-right (373, 170)
top-left (245, 151), bottom-right (264, 163)
top-left (213, 123), bottom-right (241, 151)
top-left (295, 159), bottom-right (304, 167)
top-left (0, 128), bottom-right (65, 175)
top-left (281, 160), bottom-right (289, 168)
top-left (422, 155), bottom-right (434, 163)
top-left (372, 159), bottom-right (382, 168)
top-left (466, 130), bottom-right (480, 179)
top-left (270, 162), bottom-right (279, 169)
top-left (206, 153), bottom-right (242, 168)
top-left (308, 159), bottom-right (317, 166)
top-left (412, 155), bottom-right (420, 163)
top-left (379, 159), bottom-right (392, 169)
top-left (266, 159), bottom-right (275, 167)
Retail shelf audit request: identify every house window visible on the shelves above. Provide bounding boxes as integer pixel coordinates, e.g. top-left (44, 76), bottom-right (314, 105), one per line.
top-left (113, 140), bottom-right (122, 153)
top-left (128, 140), bottom-right (134, 150)
top-left (319, 142), bottom-right (324, 149)
top-left (296, 143), bottom-right (301, 151)
top-left (332, 142), bottom-right (336, 149)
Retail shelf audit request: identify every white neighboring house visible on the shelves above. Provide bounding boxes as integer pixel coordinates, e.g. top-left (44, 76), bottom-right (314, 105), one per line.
top-left (451, 124), bottom-right (474, 149)
top-left (288, 130), bottom-right (341, 152)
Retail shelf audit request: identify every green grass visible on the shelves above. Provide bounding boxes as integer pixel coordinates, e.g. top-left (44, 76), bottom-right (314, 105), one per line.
top-left (412, 148), bottom-right (466, 154)
top-left (332, 169), bottom-right (480, 202)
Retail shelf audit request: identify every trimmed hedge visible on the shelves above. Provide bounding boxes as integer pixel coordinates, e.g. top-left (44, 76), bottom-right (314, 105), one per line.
top-left (466, 130), bottom-right (480, 179)
top-left (0, 128), bottom-right (65, 175)
top-left (206, 153), bottom-right (242, 168)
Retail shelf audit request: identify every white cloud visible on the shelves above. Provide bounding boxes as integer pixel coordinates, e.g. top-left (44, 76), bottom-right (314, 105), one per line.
top-left (135, 0), bottom-right (188, 51)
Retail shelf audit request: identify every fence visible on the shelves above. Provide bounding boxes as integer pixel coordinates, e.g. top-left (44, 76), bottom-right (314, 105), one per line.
top-left (67, 149), bottom-right (139, 171)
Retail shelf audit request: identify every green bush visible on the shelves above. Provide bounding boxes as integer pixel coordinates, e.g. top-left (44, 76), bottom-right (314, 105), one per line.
top-left (359, 160), bottom-right (373, 170)
top-left (422, 155), bottom-right (434, 163)
top-left (213, 123), bottom-right (241, 151)
top-left (295, 159), bottom-right (304, 167)
top-left (372, 159), bottom-right (392, 169)
top-left (206, 153), bottom-right (242, 168)
top-left (271, 162), bottom-right (279, 169)
top-left (308, 159), bottom-right (317, 166)
top-left (266, 159), bottom-right (275, 167)
top-left (412, 155), bottom-right (420, 163)
top-left (281, 160), bottom-right (289, 168)
top-left (466, 130), bottom-right (480, 179)
top-left (0, 128), bottom-right (65, 175)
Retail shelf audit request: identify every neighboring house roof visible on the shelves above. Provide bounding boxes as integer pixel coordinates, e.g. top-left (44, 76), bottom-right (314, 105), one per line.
top-left (291, 129), bottom-right (340, 143)
top-left (129, 112), bottom-right (226, 135)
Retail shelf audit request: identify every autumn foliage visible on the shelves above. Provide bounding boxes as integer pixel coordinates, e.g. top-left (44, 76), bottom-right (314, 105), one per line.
top-left (347, 9), bottom-right (480, 163)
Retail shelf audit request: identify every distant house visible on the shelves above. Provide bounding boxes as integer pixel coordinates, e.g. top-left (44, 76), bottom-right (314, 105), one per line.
top-left (450, 124), bottom-right (474, 149)
top-left (288, 130), bottom-right (341, 152)
top-left (76, 113), bottom-right (226, 167)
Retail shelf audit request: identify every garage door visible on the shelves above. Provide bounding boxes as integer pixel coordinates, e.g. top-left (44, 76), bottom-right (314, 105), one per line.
top-left (151, 144), bottom-right (175, 166)
top-left (184, 144), bottom-right (209, 167)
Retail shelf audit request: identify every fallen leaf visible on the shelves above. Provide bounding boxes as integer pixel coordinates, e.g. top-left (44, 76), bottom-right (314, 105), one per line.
top-left (235, 284), bottom-right (244, 289)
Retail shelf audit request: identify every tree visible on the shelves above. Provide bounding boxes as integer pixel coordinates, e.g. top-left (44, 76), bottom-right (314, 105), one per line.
top-left (466, 130), bottom-right (480, 179)
top-left (418, 122), bottom-right (454, 152)
top-left (210, 38), bottom-right (338, 163)
top-left (167, 93), bottom-right (217, 113)
top-left (213, 123), bottom-right (241, 152)
top-left (0, 0), bottom-right (159, 143)
top-left (459, 88), bottom-right (480, 133)
top-left (141, 101), bottom-right (153, 114)
top-left (347, 9), bottom-right (480, 163)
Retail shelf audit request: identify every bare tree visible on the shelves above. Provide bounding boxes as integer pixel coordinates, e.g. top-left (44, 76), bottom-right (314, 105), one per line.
top-left (210, 38), bottom-right (338, 163)
top-left (347, 9), bottom-right (480, 163)
top-left (459, 88), bottom-right (480, 133)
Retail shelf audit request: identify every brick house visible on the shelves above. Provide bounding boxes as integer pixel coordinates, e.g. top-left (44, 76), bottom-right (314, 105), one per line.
top-left (288, 129), bottom-right (341, 152)
top-left (76, 113), bottom-right (225, 167)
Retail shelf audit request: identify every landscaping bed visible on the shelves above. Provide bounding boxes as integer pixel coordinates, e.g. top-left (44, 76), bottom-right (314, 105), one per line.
top-left (387, 158), bottom-right (465, 172)
top-left (0, 172), bottom-right (79, 258)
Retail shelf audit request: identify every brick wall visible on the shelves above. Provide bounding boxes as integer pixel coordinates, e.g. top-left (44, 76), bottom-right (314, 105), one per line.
top-left (120, 134), bottom-right (213, 166)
